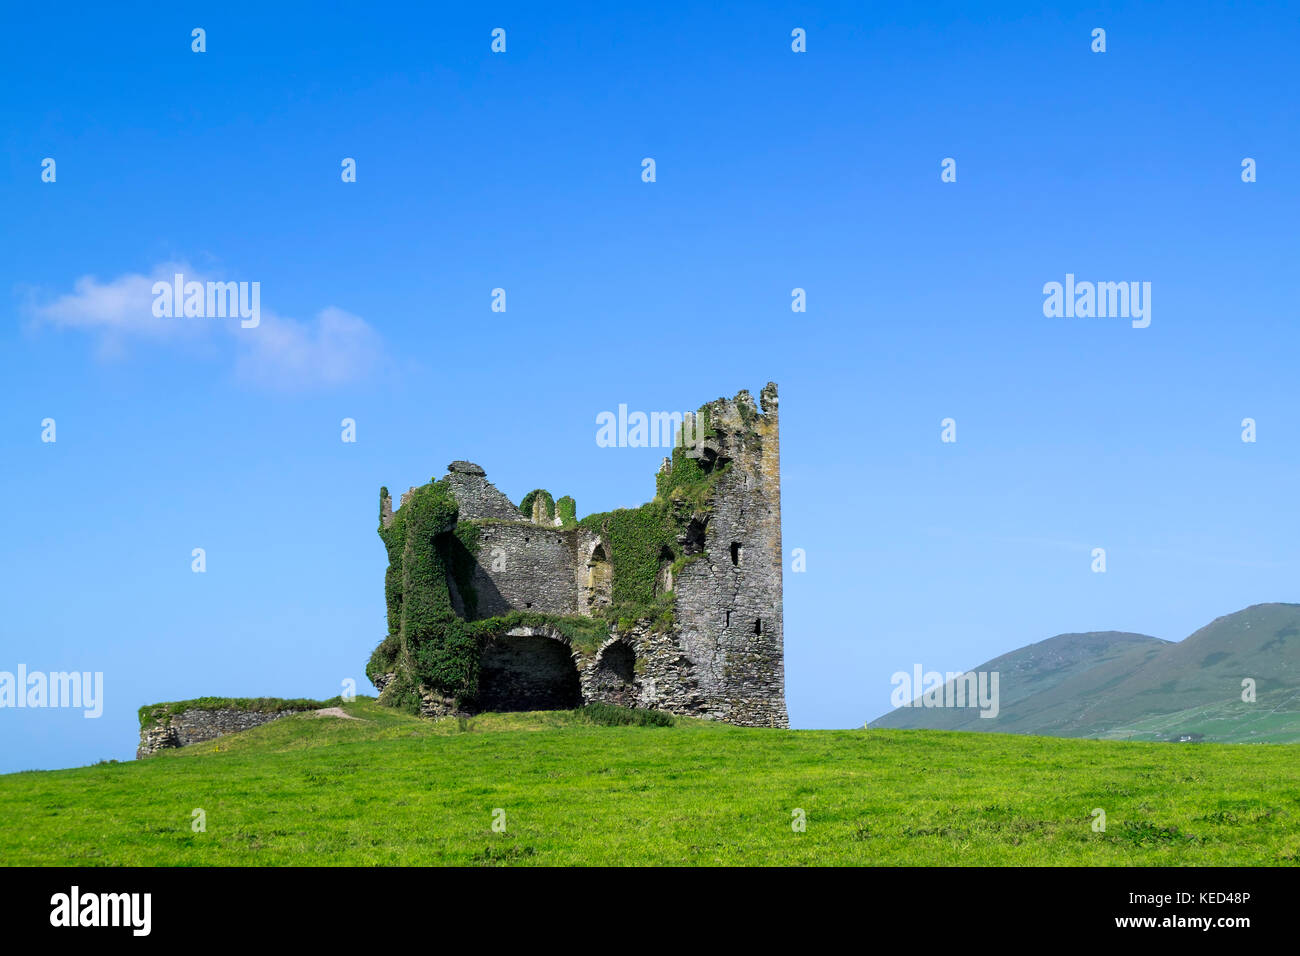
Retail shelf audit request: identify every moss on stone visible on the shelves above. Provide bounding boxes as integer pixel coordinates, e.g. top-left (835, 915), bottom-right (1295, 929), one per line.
top-left (137, 696), bottom-right (340, 730)
top-left (556, 495), bottom-right (577, 528)
top-left (519, 489), bottom-right (555, 521)
top-left (370, 393), bottom-right (765, 715)
top-left (376, 479), bottom-right (484, 706)
top-left (447, 522), bottom-right (481, 620)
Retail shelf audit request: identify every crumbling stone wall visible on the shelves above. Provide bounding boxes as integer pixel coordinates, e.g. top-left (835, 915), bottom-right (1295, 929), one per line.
top-left (584, 637), bottom-right (639, 707)
top-left (670, 385), bottom-right (787, 726)
top-left (440, 462), bottom-right (524, 521)
top-left (137, 708), bottom-right (303, 758)
top-left (372, 383), bottom-right (787, 728)
top-left (458, 523), bottom-right (579, 618)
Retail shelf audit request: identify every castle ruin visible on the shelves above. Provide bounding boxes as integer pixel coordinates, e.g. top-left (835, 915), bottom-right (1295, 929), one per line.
top-left (365, 383), bottom-right (787, 728)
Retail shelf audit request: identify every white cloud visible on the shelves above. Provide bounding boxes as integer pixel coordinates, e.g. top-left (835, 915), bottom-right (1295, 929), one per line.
top-left (236, 306), bottom-right (383, 389)
top-left (30, 263), bottom-right (197, 349)
top-left (27, 264), bottom-right (385, 389)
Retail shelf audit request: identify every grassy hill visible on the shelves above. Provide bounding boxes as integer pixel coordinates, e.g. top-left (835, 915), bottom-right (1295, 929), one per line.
top-left (869, 604), bottom-right (1300, 743)
top-left (2, 698), bottom-right (1298, 865)
top-left (869, 631), bottom-right (1168, 733)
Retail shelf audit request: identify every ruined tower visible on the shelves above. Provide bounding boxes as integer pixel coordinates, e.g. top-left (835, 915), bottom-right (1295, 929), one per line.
top-left (366, 383), bottom-right (786, 728)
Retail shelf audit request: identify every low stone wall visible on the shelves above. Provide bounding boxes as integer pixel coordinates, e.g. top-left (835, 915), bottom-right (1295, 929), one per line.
top-left (137, 708), bottom-right (304, 758)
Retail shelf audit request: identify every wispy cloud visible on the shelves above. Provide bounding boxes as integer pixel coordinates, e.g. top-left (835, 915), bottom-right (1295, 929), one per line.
top-left (234, 305), bottom-right (383, 389)
top-left (26, 263), bottom-right (386, 389)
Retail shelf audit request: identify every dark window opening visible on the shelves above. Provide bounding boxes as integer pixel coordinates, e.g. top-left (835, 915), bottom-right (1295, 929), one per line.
top-left (730, 542), bottom-right (742, 566)
top-left (592, 641), bottom-right (637, 707)
top-left (597, 642), bottom-right (635, 685)
top-left (753, 618), bottom-right (762, 636)
top-left (725, 610), bottom-right (731, 629)
top-left (655, 545), bottom-right (676, 597)
top-left (681, 517), bottom-right (708, 555)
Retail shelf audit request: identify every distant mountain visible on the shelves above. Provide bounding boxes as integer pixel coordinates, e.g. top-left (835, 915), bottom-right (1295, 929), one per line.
top-left (868, 604), bottom-right (1300, 743)
top-left (869, 631), bottom-right (1168, 733)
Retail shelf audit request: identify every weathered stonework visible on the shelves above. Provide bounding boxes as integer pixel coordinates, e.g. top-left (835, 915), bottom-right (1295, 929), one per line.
top-left (670, 385), bottom-right (786, 726)
top-left (373, 383), bottom-right (787, 728)
top-left (456, 523), bottom-right (579, 618)
top-left (137, 708), bottom-right (304, 758)
top-left (440, 465), bottom-right (523, 522)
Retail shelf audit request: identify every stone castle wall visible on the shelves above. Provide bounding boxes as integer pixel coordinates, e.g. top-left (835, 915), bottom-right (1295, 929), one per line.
top-left (670, 384), bottom-right (786, 726)
top-left (378, 383), bottom-right (787, 729)
top-left (137, 708), bottom-right (304, 758)
top-left (458, 522), bottom-right (579, 618)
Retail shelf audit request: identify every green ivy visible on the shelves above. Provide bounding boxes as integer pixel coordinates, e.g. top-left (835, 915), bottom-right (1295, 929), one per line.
top-left (655, 441), bottom-right (728, 509)
top-left (580, 702), bottom-right (675, 727)
top-left (579, 502), bottom-right (676, 610)
top-left (376, 667), bottom-right (422, 714)
top-left (370, 396), bottom-right (759, 714)
top-left (579, 430), bottom-right (733, 619)
top-left (365, 634), bottom-right (400, 683)
top-left (373, 480), bottom-right (483, 705)
top-left (462, 610), bottom-right (610, 657)
top-left (447, 522), bottom-right (481, 619)
top-left (556, 495), bottom-right (577, 528)
top-left (519, 489), bottom-right (555, 521)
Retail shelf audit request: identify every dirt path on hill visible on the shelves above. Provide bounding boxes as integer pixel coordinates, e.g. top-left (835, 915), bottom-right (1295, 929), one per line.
top-left (311, 707), bottom-right (362, 720)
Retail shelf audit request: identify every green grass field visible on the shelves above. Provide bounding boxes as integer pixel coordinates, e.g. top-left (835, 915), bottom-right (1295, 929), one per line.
top-left (1098, 697), bottom-right (1300, 744)
top-left (3, 699), bottom-right (1298, 865)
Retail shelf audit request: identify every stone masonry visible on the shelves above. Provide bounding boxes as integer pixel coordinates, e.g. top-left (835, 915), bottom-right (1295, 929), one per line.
top-left (137, 708), bottom-right (305, 758)
top-left (375, 383), bottom-right (787, 728)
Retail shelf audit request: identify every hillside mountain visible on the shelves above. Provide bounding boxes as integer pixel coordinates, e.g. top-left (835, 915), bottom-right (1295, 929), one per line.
top-left (868, 604), bottom-right (1300, 743)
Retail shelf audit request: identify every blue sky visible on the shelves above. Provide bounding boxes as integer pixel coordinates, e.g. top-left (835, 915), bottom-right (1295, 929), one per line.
top-left (2, 1), bottom-right (1298, 772)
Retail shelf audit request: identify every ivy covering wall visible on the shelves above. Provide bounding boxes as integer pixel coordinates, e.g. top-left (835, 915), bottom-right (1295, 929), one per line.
top-left (519, 489), bottom-right (555, 522)
top-left (367, 401), bottom-right (750, 714)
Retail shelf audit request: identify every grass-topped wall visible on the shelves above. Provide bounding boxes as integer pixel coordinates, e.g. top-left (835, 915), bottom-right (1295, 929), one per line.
top-left (138, 696), bottom-right (341, 729)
